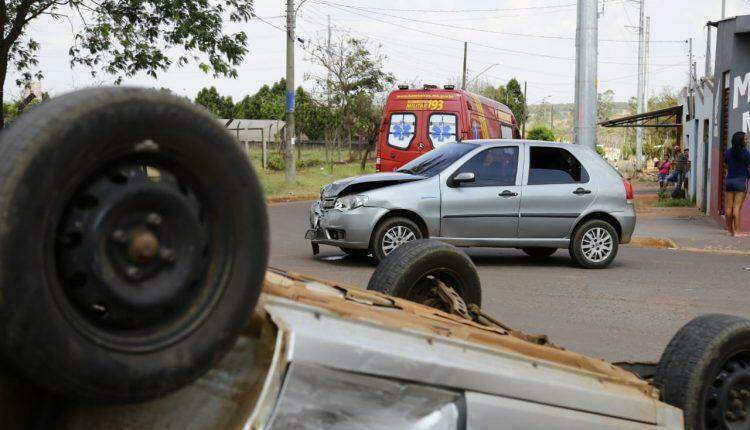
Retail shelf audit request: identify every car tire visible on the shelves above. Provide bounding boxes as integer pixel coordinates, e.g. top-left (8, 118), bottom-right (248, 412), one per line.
top-left (370, 216), bottom-right (423, 262)
top-left (367, 239), bottom-right (481, 308)
top-left (521, 247), bottom-right (557, 258)
top-left (655, 314), bottom-right (750, 430)
top-left (568, 219), bottom-right (619, 269)
top-left (339, 247), bottom-right (369, 257)
top-left (0, 87), bottom-right (269, 402)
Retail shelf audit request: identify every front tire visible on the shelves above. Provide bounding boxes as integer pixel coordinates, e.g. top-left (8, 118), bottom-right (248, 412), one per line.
top-left (371, 216), bottom-right (422, 262)
top-left (569, 219), bottom-right (619, 269)
top-left (655, 314), bottom-right (750, 430)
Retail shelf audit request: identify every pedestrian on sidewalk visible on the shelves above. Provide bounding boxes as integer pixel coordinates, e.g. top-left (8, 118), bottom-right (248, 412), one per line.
top-left (657, 156), bottom-right (672, 190)
top-left (671, 146), bottom-right (689, 198)
top-left (724, 131), bottom-right (750, 237)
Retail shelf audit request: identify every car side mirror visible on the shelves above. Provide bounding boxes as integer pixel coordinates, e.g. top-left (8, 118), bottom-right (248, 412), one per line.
top-left (450, 172), bottom-right (475, 187)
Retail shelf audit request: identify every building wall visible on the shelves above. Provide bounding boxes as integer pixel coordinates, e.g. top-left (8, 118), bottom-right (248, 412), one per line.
top-left (710, 16), bottom-right (750, 231)
top-left (681, 79), bottom-right (714, 213)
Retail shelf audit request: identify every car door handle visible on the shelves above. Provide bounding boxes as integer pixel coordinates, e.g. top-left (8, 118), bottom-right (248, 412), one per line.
top-left (573, 187), bottom-right (592, 195)
top-left (499, 190), bottom-right (518, 198)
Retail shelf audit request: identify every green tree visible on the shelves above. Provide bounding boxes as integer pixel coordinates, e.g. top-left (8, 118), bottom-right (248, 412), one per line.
top-left (194, 87), bottom-right (235, 118)
top-left (478, 78), bottom-right (527, 125)
top-left (0, 0), bottom-right (254, 128)
top-left (307, 36), bottom-right (394, 162)
top-left (527, 126), bottom-right (556, 141)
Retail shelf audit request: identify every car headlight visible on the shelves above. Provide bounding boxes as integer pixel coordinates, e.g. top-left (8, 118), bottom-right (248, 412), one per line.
top-left (334, 195), bottom-right (368, 211)
top-left (268, 363), bottom-right (463, 429)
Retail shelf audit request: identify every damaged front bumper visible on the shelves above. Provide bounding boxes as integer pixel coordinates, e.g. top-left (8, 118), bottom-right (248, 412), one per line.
top-left (306, 199), bottom-right (387, 250)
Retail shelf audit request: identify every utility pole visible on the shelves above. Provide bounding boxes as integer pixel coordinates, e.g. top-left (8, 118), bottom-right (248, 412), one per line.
top-left (573, 0), bottom-right (598, 149)
top-left (550, 104), bottom-right (554, 130)
top-left (635, 0), bottom-right (645, 170)
top-left (461, 42), bottom-right (467, 90)
top-left (522, 81), bottom-right (527, 137)
top-left (722, 0), bottom-right (726, 19)
top-left (705, 24), bottom-right (713, 77)
top-left (285, 0), bottom-right (296, 182)
top-left (326, 14), bottom-right (332, 104)
top-left (688, 37), bottom-right (694, 89)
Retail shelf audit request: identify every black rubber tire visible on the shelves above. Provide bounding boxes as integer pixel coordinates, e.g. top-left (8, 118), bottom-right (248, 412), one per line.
top-left (0, 87), bottom-right (269, 402)
top-left (339, 247), bottom-right (369, 257)
top-left (521, 247), bottom-right (557, 258)
top-left (568, 219), bottom-right (619, 269)
top-left (655, 314), bottom-right (750, 430)
top-left (370, 216), bottom-right (423, 262)
top-left (367, 239), bottom-right (481, 307)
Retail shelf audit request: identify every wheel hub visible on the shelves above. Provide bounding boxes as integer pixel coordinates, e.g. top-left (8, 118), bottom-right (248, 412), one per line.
top-left (56, 164), bottom-right (209, 333)
top-left (706, 357), bottom-right (750, 429)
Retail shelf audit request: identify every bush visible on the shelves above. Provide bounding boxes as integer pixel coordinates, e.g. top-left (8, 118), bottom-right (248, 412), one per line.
top-left (265, 154), bottom-right (325, 171)
top-left (595, 145), bottom-right (605, 157)
top-left (526, 126), bottom-right (555, 141)
top-left (267, 154), bottom-right (285, 171)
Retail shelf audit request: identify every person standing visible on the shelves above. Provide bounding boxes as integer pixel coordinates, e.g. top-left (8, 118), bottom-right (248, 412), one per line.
top-left (657, 156), bottom-right (672, 191)
top-left (672, 146), bottom-right (689, 198)
top-left (724, 131), bottom-right (750, 237)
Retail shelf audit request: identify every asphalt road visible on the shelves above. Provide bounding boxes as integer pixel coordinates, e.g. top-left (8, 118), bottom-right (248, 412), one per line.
top-left (269, 200), bottom-right (750, 362)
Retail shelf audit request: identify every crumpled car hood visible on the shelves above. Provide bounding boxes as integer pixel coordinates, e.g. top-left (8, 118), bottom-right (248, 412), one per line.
top-left (321, 172), bottom-right (425, 198)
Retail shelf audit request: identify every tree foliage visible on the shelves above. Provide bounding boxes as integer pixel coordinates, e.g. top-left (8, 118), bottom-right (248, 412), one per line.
top-left (527, 125), bottom-right (556, 141)
top-left (0, 0), bottom-right (255, 127)
top-left (478, 78), bottom-right (527, 125)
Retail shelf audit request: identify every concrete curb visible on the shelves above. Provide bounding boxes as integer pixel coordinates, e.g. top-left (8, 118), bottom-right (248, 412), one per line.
top-left (627, 236), bottom-right (679, 249)
top-left (267, 194), bottom-right (318, 204)
top-left (628, 236), bottom-right (750, 256)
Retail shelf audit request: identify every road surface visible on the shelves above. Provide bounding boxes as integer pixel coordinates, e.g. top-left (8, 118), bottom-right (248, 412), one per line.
top-left (269, 200), bottom-right (750, 361)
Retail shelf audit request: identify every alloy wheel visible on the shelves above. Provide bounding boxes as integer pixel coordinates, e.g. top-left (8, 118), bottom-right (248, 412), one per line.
top-left (581, 227), bottom-right (613, 263)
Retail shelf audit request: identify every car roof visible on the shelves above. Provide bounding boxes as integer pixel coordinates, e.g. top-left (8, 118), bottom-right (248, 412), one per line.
top-left (463, 139), bottom-right (592, 153)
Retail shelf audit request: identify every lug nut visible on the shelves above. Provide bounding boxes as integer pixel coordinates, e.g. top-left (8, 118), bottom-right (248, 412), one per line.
top-left (146, 213), bottom-right (162, 227)
top-left (159, 248), bottom-right (175, 263)
top-left (111, 229), bottom-right (127, 243)
top-left (125, 266), bottom-right (140, 279)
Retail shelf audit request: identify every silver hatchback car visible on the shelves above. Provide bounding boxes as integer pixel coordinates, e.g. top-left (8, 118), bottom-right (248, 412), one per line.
top-left (306, 140), bottom-right (635, 268)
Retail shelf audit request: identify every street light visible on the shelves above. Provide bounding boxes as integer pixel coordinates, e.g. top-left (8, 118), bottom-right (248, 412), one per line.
top-left (465, 63), bottom-right (501, 88)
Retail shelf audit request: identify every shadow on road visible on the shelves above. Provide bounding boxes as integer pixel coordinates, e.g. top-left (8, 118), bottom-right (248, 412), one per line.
top-left (310, 248), bottom-right (612, 270)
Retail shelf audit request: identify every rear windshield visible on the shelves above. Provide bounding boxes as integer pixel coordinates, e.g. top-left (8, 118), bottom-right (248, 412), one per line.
top-left (396, 143), bottom-right (479, 178)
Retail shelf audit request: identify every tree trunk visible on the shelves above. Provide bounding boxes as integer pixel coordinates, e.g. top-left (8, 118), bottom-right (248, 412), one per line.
top-left (359, 141), bottom-right (371, 172)
top-left (0, 63), bottom-right (7, 129)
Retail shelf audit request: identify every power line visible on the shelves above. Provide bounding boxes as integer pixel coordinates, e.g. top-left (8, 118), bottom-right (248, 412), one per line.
top-left (313, 0), bottom-right (685, 43)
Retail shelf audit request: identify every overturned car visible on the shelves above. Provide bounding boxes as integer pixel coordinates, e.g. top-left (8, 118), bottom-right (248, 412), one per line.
top-left (0, 88), bottom-right (748, 430)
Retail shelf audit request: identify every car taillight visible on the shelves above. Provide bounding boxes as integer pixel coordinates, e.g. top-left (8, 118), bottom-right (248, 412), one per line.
top-left (623, 179), bottom-right (634, 203)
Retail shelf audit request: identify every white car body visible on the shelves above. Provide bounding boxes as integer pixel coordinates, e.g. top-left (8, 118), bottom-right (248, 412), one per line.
top-left (41, 269), bottom-right (683, 429)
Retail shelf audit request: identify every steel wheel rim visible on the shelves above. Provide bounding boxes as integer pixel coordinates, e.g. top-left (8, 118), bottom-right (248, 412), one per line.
top-left (51, 153), bottom-right (227, 352)
top-left (704, 352), bottom-right (750, 429)
top-left (381, 225), bottom-right (417, 255)
top-left (581, 227), bottom-right (613, 262)
top-left (408, 268), bottom-right (465, 312)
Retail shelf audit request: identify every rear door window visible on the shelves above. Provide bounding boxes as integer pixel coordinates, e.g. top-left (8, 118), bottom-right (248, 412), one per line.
top-left (387, 113), bottom-right (416, 149)
top-left (501, 125), bottom-right (513, 139)
top-left (454, 146), bottom-right (519, 187)
top-left (527, 146), bottom-right (589, 185)
top-left (428, 113), bottom-right (457, 147)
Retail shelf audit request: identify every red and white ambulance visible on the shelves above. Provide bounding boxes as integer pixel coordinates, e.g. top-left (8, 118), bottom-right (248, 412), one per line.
top-left (376, 84), bottom-right (520, 172)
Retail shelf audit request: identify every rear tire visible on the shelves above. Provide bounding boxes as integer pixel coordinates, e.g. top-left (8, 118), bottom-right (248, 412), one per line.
top-left (371, 216), bottom-right (423, 262)
top-left (0, 88), bottom-right (269, 402)
top-left (568, 219), bottom-right (619, 269)
top-left (521, 247), bottom-right (557, 258)
top-left (655, 314), bottom-right (750, 430)
top-left (367, 239), bottom-right (481, 308)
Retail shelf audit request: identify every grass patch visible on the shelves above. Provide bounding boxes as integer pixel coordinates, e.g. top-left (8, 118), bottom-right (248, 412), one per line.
top-left (248, 149), bottom-right (374, 199)
top-left (653, 197), bottom-right (694, 207)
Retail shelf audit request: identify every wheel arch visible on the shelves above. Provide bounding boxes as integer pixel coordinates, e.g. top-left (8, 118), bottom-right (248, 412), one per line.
top-left (571, 211), bottom-right (623, 240)
top-left (371, 209), bottom-right (430, 243)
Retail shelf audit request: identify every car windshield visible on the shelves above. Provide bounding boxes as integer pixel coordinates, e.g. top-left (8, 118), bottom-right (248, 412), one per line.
top-left (396, 143), bottom-right (479, 177)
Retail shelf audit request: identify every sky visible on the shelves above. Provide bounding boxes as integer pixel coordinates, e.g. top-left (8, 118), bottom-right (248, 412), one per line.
top-left (5, 0), bottom-right (750, 105)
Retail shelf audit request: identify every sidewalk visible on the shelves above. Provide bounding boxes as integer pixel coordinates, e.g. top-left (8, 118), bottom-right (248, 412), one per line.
top-left (629, 182), bottom-right (750, 254)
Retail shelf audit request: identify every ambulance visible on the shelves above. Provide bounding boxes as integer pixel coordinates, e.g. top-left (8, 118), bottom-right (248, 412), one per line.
top-left (376, 84), bottom-right (520, 172)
